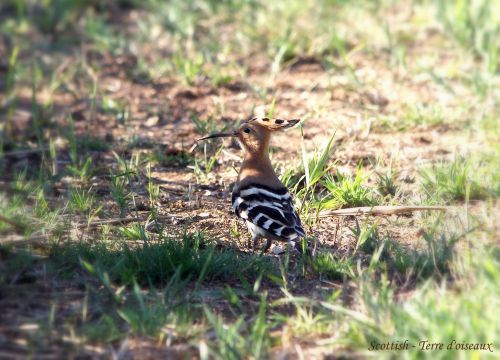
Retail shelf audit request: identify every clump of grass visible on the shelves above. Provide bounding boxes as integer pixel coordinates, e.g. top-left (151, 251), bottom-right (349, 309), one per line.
top-left (281, 133), bottom-right (380, 222)
top-left (405, 104), bottom-right (446, 128)
top-left (191, 113), bottom-right (231, 137)
top-left (148, 147), bottom-right (194, 167)
top-left (375, 166), bottom-right (400, 199)
top-left (279, 132), bottom-right (336, 225)
top-left (0, 192), bottom-right (26, 233)
top-left (311, 252), bottom-right (355, 281)
top-left (69, 187), bottom-right (96, 213)
top-left (351, 221), bottom-right (380, 255)
top-left (206, 63), bottom-right (234, 87)
top-left (387, 220), bottom-right (459, 281)
top-left (373, 104), bottom-right (450, 132)
top-left (110, 174), bottom-right (130, 217)
top-left (118, 223), bottom-right (148, 241)
top-left (205, 294), bottom-right (271, 359)
top-left (173, 52), bottom-right (204, 86)
top-left (100, 96), bottom-right (129, 124)
top-left (0, 245), bottom-right (35, 286)
top-left (415, 224), bottom-right (460, 278)
top-left (420, 157), bottom-right (487, 203)
top-left (189, 114), bottom-right (231, 181)
top-left (321, 163), bottom-right (376, 209)
top-left (347, 217), bottom-right (461, 282)
top-left (55, 232), bottom-right (277, 286)
top-left (281, 132), bottom-right (335, 192)
top-left (0, 170), bottom-right (66, 236)
top-left (113, 282), bottom-right (196, 339)
top-left (66, 156), bottom-right (96, 182)
top-left (192, 144), bottom-right (224, 181)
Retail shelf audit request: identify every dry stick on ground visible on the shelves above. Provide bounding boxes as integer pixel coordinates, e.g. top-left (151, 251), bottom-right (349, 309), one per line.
top-left (4, 210), bottom-right (220, 245)
top-left (79, 215), bottom-right (173, 228)
top-left (319, 205), bottom-right (450, 218)
top-left (0, 215), bottom-right (26, 231)
top-left (1, 235), bottom-right (53, 247)
top-left (1, 215), bottom-right (172, 244)
top-left (1, 147), bottom-right (51, 157)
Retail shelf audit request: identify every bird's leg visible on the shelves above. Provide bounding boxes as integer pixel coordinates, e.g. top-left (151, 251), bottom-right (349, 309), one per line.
top-left (261, 239), bottom-right (273, 254)
top-left (295, 239), bottom-right (305, 254)
top-left (252, 234), bottom-right (261, 252)
top-left (289, 240), bottom-right (300, 253)
top-left (293, 238), bottom-right (315, 256)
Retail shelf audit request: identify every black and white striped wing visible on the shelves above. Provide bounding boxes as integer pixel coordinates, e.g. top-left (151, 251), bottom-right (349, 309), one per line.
top-left (232, 184), bottom-right (305, 241)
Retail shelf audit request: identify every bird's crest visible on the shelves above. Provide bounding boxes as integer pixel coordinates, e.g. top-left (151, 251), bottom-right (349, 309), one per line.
top-left (247, 117), bottom-right (300, 131)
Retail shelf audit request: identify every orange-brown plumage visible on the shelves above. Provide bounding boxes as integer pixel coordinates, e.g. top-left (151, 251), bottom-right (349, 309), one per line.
top-left (236, 120), bottom-right (282, 190)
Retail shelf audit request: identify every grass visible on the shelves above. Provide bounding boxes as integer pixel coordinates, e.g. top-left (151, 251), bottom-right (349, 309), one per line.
top-left (0, 233), bottom-right (279, 353)
top-left (341, 247), bottom-right (500, 358)
top-left (437, 0), bottom-right (500, 74)
top-left (322, 164), bottom-right (376, 209)
top-left (373, 104), bottom-right (450, 132)
top-left (0, 214), bottom-right (480, 356)
top-left (314, 216), bottom-right (464, 283)
top-left (310, 252), bottom-right (355, 281)
top-left (69, 187), bottom-right (95, 213)
top-left (0, 0), bottom-right (499, 358)
top-left (419, 156), bottom-right (494, 203)
top-left (204, 296), bottom-right (271, 359)
top-left (375, 164), bottom-right (400, 199)
top-left (68, 232), bottom-right (277, 286)
top-left (282, 137), bottom-right (382, 219)
top-left (192, 144), bottom-right (224, 182)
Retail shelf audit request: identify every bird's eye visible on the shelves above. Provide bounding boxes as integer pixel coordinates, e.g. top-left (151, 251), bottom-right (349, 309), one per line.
top-left (243, 128), bottom-right (251, 133)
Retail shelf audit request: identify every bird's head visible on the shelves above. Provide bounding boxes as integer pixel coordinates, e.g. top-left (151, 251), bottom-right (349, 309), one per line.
top-left (198, 117), bottom-right (300, 154)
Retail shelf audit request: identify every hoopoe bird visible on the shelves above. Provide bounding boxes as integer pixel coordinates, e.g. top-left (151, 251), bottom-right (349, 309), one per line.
top-left (198, 117), bottom-right (307, 253)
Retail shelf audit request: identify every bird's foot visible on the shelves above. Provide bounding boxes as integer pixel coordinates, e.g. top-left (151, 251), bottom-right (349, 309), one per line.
top-left (291, 239), bottom-right (317, 257)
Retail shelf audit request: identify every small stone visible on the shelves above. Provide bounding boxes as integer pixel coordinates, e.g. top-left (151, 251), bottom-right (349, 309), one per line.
top-left (400, 171), bottom-right (414, 183)
top-left (272, 245), bottom-right (286, 255)
top-left (145, 116), bottom-right (159, 127)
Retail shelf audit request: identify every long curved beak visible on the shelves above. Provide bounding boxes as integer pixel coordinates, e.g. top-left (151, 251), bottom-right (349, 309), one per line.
top-left (197, 131), bottom-right (238, 141)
